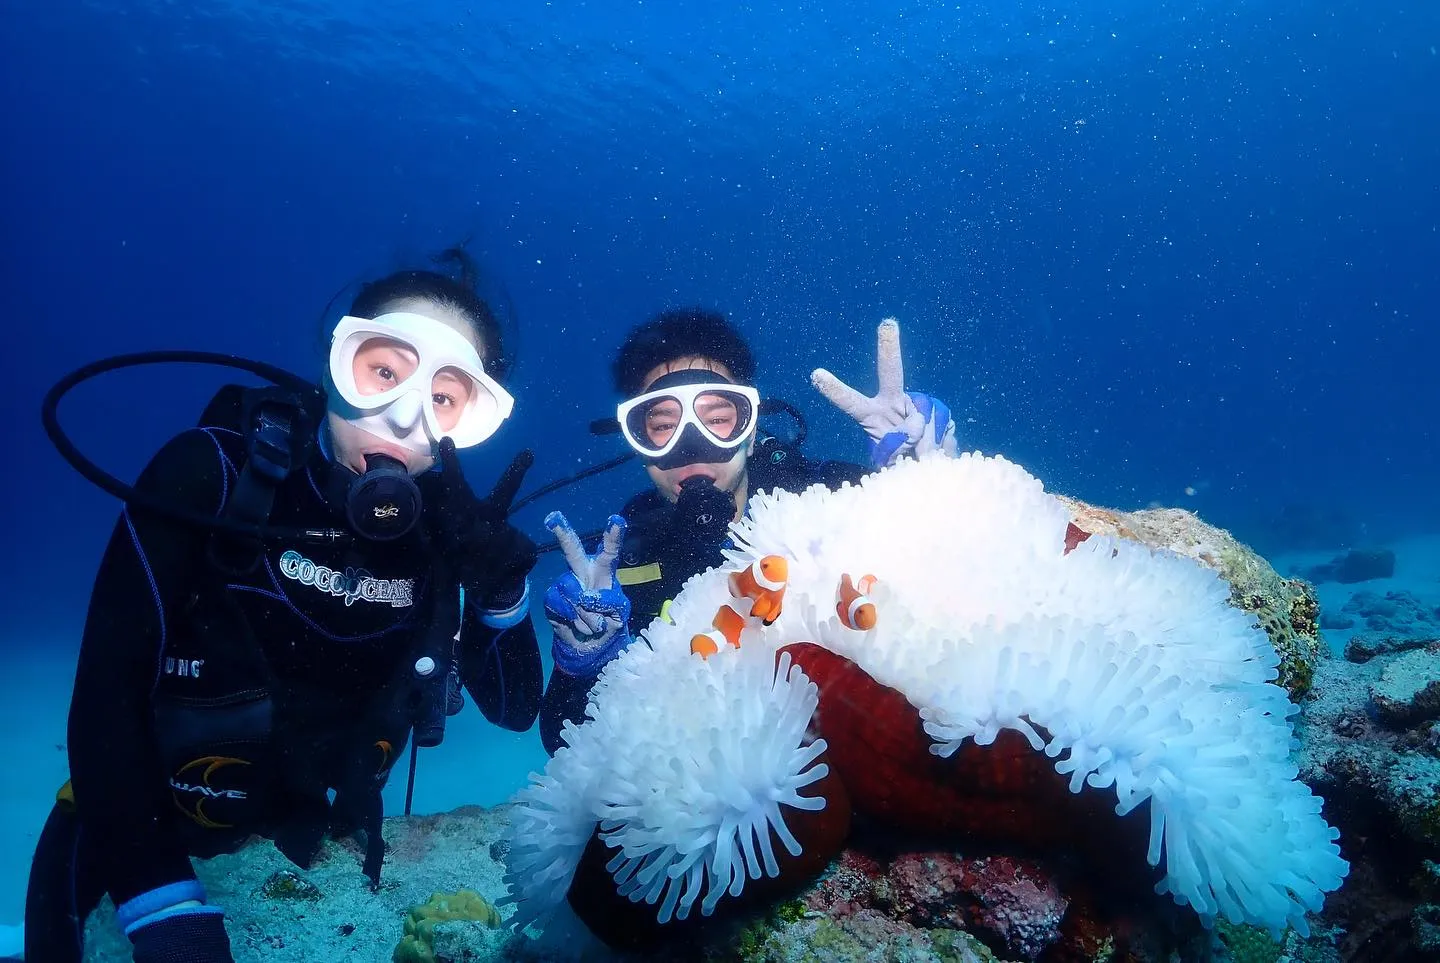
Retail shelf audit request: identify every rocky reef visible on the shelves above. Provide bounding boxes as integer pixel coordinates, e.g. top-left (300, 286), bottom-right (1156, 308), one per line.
top-left (1298, 631), bottom-right (1440, 960)
top-left (1296, 549), bottom-right (1397, 586)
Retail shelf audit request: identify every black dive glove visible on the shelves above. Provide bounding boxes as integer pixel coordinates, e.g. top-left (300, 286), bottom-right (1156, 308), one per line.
top-left (428, 438), bottom-right (538, 605)
top-left (129, 910), bottom-right (233, 963)
top-left (659, 477), bottom-right (737, 571)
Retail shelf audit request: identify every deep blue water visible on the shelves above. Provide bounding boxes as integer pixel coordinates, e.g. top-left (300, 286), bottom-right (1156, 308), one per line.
top-left (5, 0), bottom-right (1439, 642)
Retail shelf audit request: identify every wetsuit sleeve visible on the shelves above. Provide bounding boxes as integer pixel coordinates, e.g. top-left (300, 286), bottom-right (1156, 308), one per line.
top-left (539, 667), bottom-right (594, 755)
top-left (456, 580), bottom-right (543, 732)
top-left (67, 428), bottom-right (230, 906)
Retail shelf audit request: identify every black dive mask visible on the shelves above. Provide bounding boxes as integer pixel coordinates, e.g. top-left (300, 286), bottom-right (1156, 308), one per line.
top-left (622, 369), bottom-right (758, 471)
top-left (346, 453), bottom-right (422, 541)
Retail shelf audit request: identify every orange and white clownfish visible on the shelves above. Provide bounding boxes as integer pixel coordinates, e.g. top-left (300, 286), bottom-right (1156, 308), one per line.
top-left (727, 555), bottom-right (789, 625)
top-left (835, 573), bottom-right (878, 631)
top-left (690, 603), bottom-right (747, 659)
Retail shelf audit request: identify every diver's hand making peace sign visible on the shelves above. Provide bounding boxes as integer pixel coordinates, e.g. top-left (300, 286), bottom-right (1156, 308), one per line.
top-left (543, 512), bottom-right (635, 676)
top-left (811, 317), bottom-right (958, 468)
top-left (429, 437), bottom-right (539, 605)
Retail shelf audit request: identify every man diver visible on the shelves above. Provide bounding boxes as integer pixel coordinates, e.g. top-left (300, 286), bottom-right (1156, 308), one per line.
top-left (537, 309), bottom-right (956, 754)
top-left (26, 251), bottom-right (544, 963)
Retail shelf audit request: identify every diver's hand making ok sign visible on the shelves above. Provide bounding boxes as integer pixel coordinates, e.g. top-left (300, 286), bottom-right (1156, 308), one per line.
top-left (810, 317), bottom-right (958, 468)
top-left (429, 438), bottom-right (538, 605)
top-left (543, 512), bottom-right (635, 676)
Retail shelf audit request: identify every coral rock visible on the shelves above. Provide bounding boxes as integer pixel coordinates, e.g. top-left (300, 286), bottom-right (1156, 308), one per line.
top-left (1341, 590), bottom-right (1440, 637)
top-left (1371, 648), bottom-right (1440, 728)
top-left (256, 869), bottom-right (323, 902)
top-left (886, 853), bottom-right (1067, 962)
top-left (958, 857), bottom-right (1068, 962)
top-left (804, 849), bottom-right (887, 919)
top-left (1299, 548), bottom-right (1397, 585)
top-left (1344, 633), bottom-right (1438, 664)
top-left (800, 845), bottom-right (1180, 963)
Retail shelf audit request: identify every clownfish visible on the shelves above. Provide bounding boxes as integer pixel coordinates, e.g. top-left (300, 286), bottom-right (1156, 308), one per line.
top-left (690, 603), bottom-right (747, 659)
top-left (835, 573), bottom-right (878, 631)
top-left (727, 555), bottom-right (790, 625)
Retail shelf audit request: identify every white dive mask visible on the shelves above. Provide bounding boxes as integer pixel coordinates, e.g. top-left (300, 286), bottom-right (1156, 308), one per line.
top-left (326, 312), bottom-right (514, 454)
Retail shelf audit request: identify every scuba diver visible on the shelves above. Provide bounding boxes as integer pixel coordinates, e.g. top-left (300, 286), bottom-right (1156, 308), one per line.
top-left (26, 249), bottom-right (544, 963)
top-left (536, 309), bottom-right (957, 754)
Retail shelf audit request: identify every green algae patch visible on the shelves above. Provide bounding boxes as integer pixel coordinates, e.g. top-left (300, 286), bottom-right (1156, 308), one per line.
top-left (1215, 920), bottom-right (1284, 963)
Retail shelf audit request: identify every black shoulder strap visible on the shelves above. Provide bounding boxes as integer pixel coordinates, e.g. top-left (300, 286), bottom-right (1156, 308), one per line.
top-left (204, 384), bottom-right (322, 573)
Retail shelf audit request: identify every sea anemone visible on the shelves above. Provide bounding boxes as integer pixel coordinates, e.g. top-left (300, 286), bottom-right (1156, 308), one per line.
top-left (502, 634), bottom-right (849, 939)
top-left (503, 452), bottom-right (1347, 942)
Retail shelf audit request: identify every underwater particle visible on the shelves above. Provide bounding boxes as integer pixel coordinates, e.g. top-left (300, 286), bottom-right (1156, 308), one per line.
top-left (256, 869), bottom-right (323, 902)
top-left (393, 889), bottom-right (501, 963)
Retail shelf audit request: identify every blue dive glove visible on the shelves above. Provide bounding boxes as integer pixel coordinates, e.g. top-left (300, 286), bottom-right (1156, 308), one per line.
top-left (117, 882), bottom-right (234, 963)
top-left (543, 512), bottom-right (634, 676)
top-left (811, 317), bottom-right (959, 468)
top-left (889, 391), bottom-right (957, 464)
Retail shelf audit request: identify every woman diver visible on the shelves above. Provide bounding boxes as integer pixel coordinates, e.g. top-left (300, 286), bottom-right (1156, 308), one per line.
top-left (26, 249), bottom-right (543, 963)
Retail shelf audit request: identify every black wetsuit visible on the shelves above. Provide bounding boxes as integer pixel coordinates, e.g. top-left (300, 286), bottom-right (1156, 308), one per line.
top-left (538, 445), bottom-right (865, 754)
top-left (26, 419), bottom-right (542, 960)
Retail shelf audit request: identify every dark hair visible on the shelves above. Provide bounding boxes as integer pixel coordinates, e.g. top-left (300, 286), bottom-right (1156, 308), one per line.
top-left (348, 246), bottom-right (510, 380)
top-left (612, 308), bottom-right (757, 396)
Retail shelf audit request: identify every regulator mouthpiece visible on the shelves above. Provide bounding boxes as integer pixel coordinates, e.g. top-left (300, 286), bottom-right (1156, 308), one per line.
top-left (346, 453), bottom-right (421, 541)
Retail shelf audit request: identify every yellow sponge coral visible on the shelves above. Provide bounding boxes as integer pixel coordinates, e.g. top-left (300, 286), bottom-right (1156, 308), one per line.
top-left (393, 889), bottom-right (501, 963)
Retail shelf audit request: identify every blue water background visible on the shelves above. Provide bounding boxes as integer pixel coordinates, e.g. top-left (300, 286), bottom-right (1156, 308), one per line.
top-left (4, 1), bottom-right (1437, 642)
